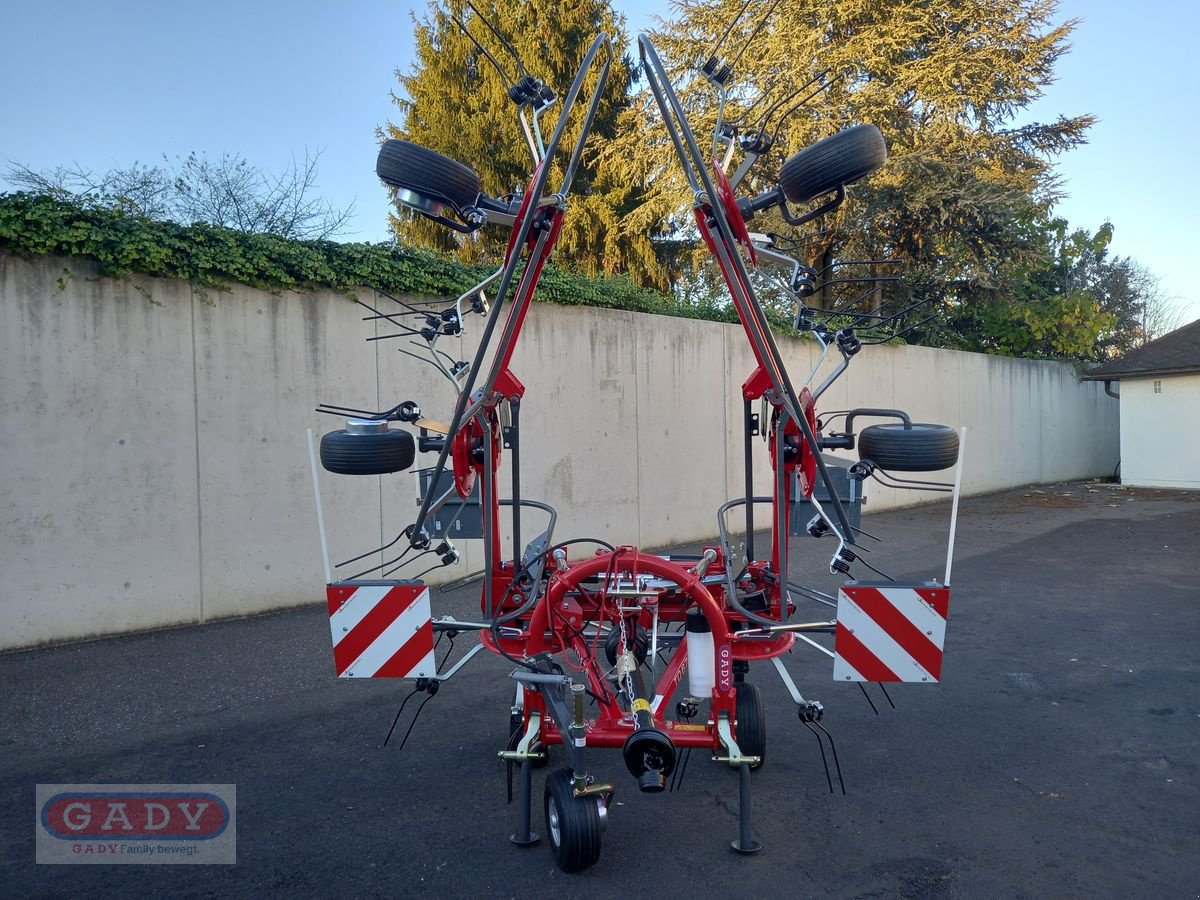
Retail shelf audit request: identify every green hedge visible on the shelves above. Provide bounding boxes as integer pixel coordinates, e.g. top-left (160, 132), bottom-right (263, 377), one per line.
top-left (0, 192), bottom-right (747, 325)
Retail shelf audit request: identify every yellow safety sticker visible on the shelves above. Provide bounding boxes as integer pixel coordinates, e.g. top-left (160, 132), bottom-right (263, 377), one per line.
top-left (671, 723), bottom-right (707, 731)
top-left (631, 698), bottom-right (651, 714)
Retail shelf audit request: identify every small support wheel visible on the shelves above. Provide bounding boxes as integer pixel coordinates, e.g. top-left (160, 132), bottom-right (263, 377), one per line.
top-left (735, 682), bottom-right (767, 770)
top-left (376, 139), bottom-right (481, 213)
top-left (857, 422), bottom-right (959, 472)
top-left (544, 768), bottom-right (603, 873)
top-left (319, 426), bottom-right (415, 475)
top-left (779, 124), bottom-right (887, 205)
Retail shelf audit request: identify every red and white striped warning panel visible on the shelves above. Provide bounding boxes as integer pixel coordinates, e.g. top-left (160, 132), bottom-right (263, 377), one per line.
top-left (832, 583), bottom-right (950, 683)
top-left (327, 580), bottom-right (436, 679)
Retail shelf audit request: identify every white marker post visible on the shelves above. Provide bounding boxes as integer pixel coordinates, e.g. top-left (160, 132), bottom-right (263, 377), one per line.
top-left (944, 427), bottom-right (967, 586)
top-left (307, 429), bottom-right (333, 584)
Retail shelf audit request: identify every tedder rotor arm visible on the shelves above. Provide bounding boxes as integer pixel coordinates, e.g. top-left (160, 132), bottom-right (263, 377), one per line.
top-left (408, 34), bottom-right (615, 551)
top-left (637, 34), bottom-right (856, 546)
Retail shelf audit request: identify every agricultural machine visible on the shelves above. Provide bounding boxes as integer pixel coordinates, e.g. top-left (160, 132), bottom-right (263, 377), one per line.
top-left (312, 9), bottom-right (964, 873)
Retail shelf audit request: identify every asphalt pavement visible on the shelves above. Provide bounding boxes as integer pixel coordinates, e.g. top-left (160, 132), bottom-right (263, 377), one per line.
top-left (2, 481), bottom-right (1198, 898)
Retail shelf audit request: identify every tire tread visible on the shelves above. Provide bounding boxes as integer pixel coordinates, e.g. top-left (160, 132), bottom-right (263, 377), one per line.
top-left (544, 767), bottom-right (602, 872)
top-left (736, 681), bottom-right (767, 770)
top-left (779, 124), bottom-right (887, 204)
top-left (376, 139), bottom-right (481, 211)
top-left (320, 429), bottom-right (415, 475)
top-left (857, 423), bottom-right (959, 472)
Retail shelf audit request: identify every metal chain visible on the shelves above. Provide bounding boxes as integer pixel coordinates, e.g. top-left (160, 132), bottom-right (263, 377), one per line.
top-left (615, 586), bottom-right (636, 707)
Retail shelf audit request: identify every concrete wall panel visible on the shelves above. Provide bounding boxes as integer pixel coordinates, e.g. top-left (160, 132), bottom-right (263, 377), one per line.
top-left (0, 254), bottom-right (1121, 647)
top-left (510, 305), bottom-right (643, 546)
top-left (633, 313), bottom-right (731, 547)
top-left (193, 288), bottom-right (386, 620)
top-left (1, 256), bottom-right (202, 646)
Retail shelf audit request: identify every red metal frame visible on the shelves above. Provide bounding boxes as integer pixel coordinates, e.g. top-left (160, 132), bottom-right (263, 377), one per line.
top-left (483, 548), bottom-right (796, 752)
top-left (466, 128), bottom-right (812, 761)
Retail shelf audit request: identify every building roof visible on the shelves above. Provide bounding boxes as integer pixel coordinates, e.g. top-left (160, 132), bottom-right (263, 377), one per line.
top-left (1083, 318), bottom-right (1200, 380)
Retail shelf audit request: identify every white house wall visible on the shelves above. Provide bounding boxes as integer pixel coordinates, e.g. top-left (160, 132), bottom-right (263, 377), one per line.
top-left (1119, 375), bottom-right (1200, 489)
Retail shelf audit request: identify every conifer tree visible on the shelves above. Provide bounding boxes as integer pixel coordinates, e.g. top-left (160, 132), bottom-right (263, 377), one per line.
top-left (388, 1), bottom-right (658, 282)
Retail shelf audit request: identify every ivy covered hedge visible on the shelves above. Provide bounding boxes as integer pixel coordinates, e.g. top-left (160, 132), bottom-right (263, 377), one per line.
top-left (0, 192), bottom-right (741, 325)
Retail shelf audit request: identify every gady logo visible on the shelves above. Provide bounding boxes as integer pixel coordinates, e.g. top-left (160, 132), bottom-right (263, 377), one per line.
top-left (717, 642), bottom-right (733, 690)
top-left (41, 792), bottom-right (230, 840)
top-left (36, 784), bottom-right (236, 865)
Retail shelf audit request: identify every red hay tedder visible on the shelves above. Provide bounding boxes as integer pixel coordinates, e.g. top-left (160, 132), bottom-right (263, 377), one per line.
top-left (311, 9), bottom-right (965, 873)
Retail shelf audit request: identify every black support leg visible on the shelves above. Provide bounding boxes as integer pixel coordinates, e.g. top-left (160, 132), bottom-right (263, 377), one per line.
top-left (510, 756), bottom-right (539, 847)
top-left (731, 764), bottom-right (762, 854)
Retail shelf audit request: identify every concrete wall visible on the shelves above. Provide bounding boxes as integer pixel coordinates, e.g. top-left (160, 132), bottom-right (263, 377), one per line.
top-left (1119, 375), bottom-right (1200, 489)
top-left (0, 253), bottom-right (1119, 648)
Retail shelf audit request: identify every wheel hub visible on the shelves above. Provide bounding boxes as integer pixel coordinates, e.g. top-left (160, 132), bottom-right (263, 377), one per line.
top-left (547, 797), bottom-right (562, 846)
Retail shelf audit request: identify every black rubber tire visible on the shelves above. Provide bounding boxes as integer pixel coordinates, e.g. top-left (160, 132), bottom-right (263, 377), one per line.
top-left (735, 682), bottom-right (766, 770)
top-left (858, 423), bottom-right (960, 472)
top-left (544, 767), bottom-right (603, 873)
top-left (376, 139), bottom-right (481, 211)
top-left (319, 428), bottom-right (415, 475)
top-left (778, 124), bottom-right (887, 204)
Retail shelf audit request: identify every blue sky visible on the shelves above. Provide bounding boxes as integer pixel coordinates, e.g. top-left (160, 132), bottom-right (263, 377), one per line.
top-left (2, 0), bottom-right (1195, 324)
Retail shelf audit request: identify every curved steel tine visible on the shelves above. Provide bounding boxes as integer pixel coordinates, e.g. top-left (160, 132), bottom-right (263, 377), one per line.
top-left (801, 718), bottom-right (835, 793)
top-left (464, 0), bottom-right (526, 78)
top-left (727, 0), bottom-right (781, 70)
top-left (858, 682), bottom-right (880, 715)
top-left (879, 683), bottom-right (896, 709)
top-left (451, 12), bottom-right (513, 89)
top-left (813, 720), bottom-right (846, 794)
top-left (755, 71), bottom-right (828, 135)
top-left (382, 688), bottom-right (418, 747)
top-left (706, 0), bottom-right (754, 64)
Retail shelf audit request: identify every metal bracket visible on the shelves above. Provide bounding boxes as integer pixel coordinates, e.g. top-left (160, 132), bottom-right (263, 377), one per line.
top-left (432, 641), bottom-right (486, 682)
top-left (574, 782), bottom-right (613, 800)
top-left (498, 711), bottom-right (545, 763)
top-left (713, 712), bottom-right (760, 768)
top-left (769, 655), bottom-right (809, 705)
